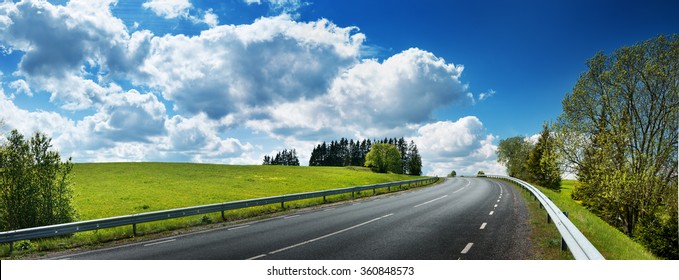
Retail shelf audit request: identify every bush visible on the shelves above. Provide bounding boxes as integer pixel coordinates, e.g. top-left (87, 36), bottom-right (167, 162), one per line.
top-left (0, 130), bottom-right (77, 231)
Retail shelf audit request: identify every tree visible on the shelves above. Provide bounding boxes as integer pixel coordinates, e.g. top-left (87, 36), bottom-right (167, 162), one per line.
top-left (496, 136), bottom-right (533, 180)
top-left (0, 130), bottom-right (77, 231)
top-left (406, 140), bottom-right (422, 175)
top-left (448, 170), bottom-right (457, 177)
top-left (524, 123), bottom-right (561, 190)
top-left (364, 143), bottom-right (401, 173)
top-left (555, 35), bottom-right (678, 258)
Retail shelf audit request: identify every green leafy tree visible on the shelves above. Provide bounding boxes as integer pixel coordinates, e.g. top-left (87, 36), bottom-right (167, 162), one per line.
top-left (496, 136), bottom-right (533, 180)
top-left (0, 130), bottom-right (77, 231)
top-left (555, 35), bottom-right (678, 258)
top-left (364, 143), bottom-right (401, 173)
top-left (448, 170), bottom-right (456, 177)
top-left (525, 123), bottom-right (561, 190)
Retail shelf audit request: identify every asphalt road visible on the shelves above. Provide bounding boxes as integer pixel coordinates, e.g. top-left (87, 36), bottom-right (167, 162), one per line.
top-left (53, 177), bottom-right (531, 260)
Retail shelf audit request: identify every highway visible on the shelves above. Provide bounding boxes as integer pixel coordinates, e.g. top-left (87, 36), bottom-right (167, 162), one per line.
top-left (52, 177), bottom-right (531, 260)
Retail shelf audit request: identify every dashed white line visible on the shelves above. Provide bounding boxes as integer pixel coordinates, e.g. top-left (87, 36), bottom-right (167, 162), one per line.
top-left (247, 254), bottom-right (267, 260)
top-left (452, 186), bottom-right (467, 194)
top-left (461, 243), bottom-right (474, 254)
top-left (413, 195), bottom-right (448, 208)
top-left (228, 225), bottom-right (250, 231)
top-left (144, 239), bottom-right (176, 247)
top-left (480, 222), bottom-right (487, 229)
top-left (489, 211), bottom-right (494, 215)
top-left (497, 199), bottom-right (500, 203)
top-left (249, 213), bottom-right (395, 259)
top-left (494, 204), bottom-right (498, 208)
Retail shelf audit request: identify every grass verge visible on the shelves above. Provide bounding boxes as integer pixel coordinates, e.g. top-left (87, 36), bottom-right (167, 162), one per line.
top-left (503, 178), bottom-right (656, 260)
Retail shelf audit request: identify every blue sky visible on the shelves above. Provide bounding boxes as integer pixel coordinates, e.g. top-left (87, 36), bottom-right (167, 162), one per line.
top-left (1, 0), bottom-right (677, 176)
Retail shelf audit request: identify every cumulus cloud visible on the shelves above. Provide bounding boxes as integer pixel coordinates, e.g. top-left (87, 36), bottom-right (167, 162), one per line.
top-left (412, 117), bottom-right (505, 176)
top-left (140, 15), bottom-right (364, 119)
top-left (245, 48), bottom-right (472, 141)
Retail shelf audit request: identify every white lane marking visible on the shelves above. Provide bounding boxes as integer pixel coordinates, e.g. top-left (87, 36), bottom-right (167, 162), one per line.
top-left (413, 195), bottom-right (449, 208)
top-left (480, 222), bottom-right (487, 229)
top-left (494, 204), bottom-right (498, 208)
top-left (144, 239), bottom-right (176, 247)
top-left (247, 254), bottom-right (267, 260)
top-left (266, 213), bottom-right (395, 256)
top-left (452, 186), bottom-right (467, 194)
top-left (283, 215), bottom-right (300, 219)
top-left (497, 200), bottom-right (500, 203)
top-left (489, 211), bottom-right (494, 215)
top-left (228, 225), bottom-right (250, 231)
top-left (461, 243), bottom-right (474, 254)
top-left (323, 208), bottom-right (335, 212)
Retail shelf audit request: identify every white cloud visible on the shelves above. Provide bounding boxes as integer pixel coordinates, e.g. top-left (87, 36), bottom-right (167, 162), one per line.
top-left (139, 15), bottom-right (363, 119)
top-left (244, 48), bottom-right (472, 141)
top-left (479, 89), bottom-right (495, 101)
top-left (412, 117), bottom-right (506, 176)
top-left (8, 79), bottom-right (31, 96)
top-left (142, 0), bottom-right (192, 19)
top-left (244, 0), bottom-right (309, 16)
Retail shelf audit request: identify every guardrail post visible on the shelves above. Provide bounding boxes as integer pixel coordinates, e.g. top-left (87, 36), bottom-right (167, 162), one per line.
top-left (281, 201), bottom-right (285, 209)
top-left (561, 212), bottom-right (569, 251)
top-left (133, 223), bottom-right (137, 236)
top-left (9, 242), bottom-right (12, 253)
top-left (323, 195), bottom-right (326, 202)
top-left (221, 210), bottom-right (226, 221)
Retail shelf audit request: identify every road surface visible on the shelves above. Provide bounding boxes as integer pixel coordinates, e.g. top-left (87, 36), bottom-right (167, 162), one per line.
top-left (53, 177), bottom-right (531, 260)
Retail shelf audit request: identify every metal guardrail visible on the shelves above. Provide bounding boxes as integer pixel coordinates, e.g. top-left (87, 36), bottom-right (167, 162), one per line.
top-left (486, 175), bottom-right (605, 260)
top-left (0, 177), bottom-right (438, 246)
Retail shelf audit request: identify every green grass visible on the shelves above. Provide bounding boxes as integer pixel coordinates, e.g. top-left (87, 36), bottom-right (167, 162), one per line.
top-left (509, 182), bottom-right (573, 260)
top-left (2, 163), bottom-right (429, 258)
top-left (530, 180), bottom-right (657, 260)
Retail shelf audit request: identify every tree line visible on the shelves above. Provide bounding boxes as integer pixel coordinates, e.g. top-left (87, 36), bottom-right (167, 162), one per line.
top-left (309, 137), bottom-right (422, 175)
top-left (496, 35), bottom-right (678, 259)
top-left (262, 149), bottom-right (300, 166)
top-left (497, 122), bottom-right (562, 191)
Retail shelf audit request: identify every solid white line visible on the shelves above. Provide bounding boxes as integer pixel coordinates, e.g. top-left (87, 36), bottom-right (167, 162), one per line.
top-left (228, 225), bottom-right (250, 231)
top-left (480, 222), bottom-right (487, 229)
top-left (323, 208), bottom-right (335, 211)
top-left (489, 211), bottom-right (494, 215)
top-left (461, 243), bottom-right (474, 254)
top-left (247, 254), bottom-right (267, 260)
top-left (144, 239), bottom-right (176, 247)
top-left (413, 195), bottom-right (449, 208)
top-left (267, 213), bottom-right (394, 255)
top-left (283, 215), bottom-right (300, 219)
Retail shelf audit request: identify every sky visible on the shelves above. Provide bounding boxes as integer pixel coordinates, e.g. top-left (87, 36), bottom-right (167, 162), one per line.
top-left (0, 0), bottom-right (677, 176)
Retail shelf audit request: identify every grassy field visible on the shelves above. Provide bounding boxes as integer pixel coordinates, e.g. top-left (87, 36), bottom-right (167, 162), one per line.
top-left (3, 163), bottom-right (427, 257)
top-left (71, 163), bottom-right (422, 220)
top-left (530, 180), bottom-right (657, 260)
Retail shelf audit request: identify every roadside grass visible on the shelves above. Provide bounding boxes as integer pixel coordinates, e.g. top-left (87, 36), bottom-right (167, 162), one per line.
top-left (526, 180), bottom-right (657, 260)
top-left (508, 182), bottom-right (573, 260)
top-left (1, 163), bottom-right (431, 258)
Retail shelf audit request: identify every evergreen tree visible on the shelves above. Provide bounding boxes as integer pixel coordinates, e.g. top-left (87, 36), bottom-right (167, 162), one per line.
top-left (406, 140), bottom-right (422, 175)
top-left (525, 123), bottom-right (561, 190)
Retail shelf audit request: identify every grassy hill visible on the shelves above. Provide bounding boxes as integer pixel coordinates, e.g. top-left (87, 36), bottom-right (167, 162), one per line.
top-left (71, 163), bottom-right (423, 220)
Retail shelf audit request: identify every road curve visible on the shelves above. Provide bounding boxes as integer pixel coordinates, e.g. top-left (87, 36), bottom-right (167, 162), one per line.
top-left (53, 178), bottom-right (531, 260)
